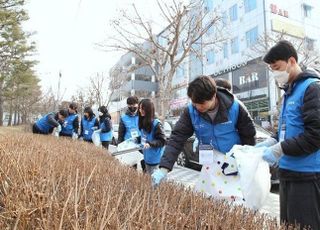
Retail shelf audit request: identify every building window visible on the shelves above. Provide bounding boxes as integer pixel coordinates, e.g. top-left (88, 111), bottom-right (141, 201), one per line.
top-left (206, 23), bottom-right (214, 35)
top-left (173, 64), bottom-right (186, 86)
top-left (244, 0), bottom-right (257, 13)
top-left (176, 65), bottom-right (185, 78)
top-left (305, 37), bottom-right (315, 49)
top-left (222, 11), bottom-right (228, 25)
top-left (231, 37), bottom-right (239, 54)
top-left (229, 4), bottom-right (238, 21)
top-left (204, 0), bottom-right (213, 12)
top-left (302, 4), bottom-right (312, 18)
top-left (223, 42), bottom-right (228, 58)
top-left (246, 26), bottom-right (258, 47)
top-left (206, 49), bottom-right (215, 64)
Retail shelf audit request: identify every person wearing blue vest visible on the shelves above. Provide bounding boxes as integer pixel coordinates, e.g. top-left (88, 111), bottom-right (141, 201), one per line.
top-left (138, 99), bottom-right (166, 175)
top-left (33, 109), bottom-right (68, 135)
top-left (118, 96), bottom-right (140, 144)
top-left (60, 102), bottom-right (79, 139)
top-left (79, 106), bottom-right (99, 142)
top-left (98, 106), bottom-right (113, 149)
top-left (258, 40), bottom-right (320, 229)
top-left (151, 75), bottom-right (256, 183)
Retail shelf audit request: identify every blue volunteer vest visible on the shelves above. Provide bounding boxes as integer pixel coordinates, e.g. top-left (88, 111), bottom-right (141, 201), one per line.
top-left (141, 119), bottom-right (165, 165)
top-left (82, 116), bottom-right (97, 141)
top-left (100, 119), bottom-right (113, 141)
top-left (61, 114), bottom-right (78, 135)
top-left (188, 100), bottom-right (241, 153)
top-left (121, 114), bottom-right (140, 140)
top-left (279, 78), bottom-right (320, 172)
top-left (35, 113), bottom-right (56, 134)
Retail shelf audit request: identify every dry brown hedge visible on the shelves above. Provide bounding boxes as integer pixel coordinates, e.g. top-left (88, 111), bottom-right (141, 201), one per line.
top-left (0, 131), bottom-right (295, 229)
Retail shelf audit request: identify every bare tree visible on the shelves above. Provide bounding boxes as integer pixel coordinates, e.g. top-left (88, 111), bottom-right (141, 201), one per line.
top-left (88, 73), bottom-right (109, 107)
top-left (100, 0), bottom-right (224, 117)
top-left (70, 88), bottom-right (95, 115)
top-left (107, 66), bottom-right (129, 108)
top-left (247, 32), bottom-right (320, 70)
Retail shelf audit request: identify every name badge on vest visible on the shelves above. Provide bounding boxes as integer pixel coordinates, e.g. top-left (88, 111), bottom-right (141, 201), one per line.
top-left (279, 124), bottom-right (286, 142)
top-left (63, 121), bottom-right (68, 127)
top-left (130, 128), bottom-right (139, 138)
top-left (199, 144), bottom-right (214, 165)
top-left (84, 130), bottom-right (89, 135)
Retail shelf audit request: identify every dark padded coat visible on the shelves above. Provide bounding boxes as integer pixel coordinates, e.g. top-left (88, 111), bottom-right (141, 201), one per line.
top-left (160, 87), bottom-right (256, 171)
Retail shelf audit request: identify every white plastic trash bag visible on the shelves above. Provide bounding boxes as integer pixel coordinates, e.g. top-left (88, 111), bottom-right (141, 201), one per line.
top-left (92, 130), bottom-right (101, 147)
top-left (195, 150), bottom-right (244, 204)
top-left (117, 138), bottom-right (140, 152)
top-left (195, 145), bottom-right (271, 210)
top-left (228, 145), bottom-right (271, 210)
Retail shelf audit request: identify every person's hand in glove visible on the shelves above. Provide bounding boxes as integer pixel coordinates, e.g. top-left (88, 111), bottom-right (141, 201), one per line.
top-left (262, 142), bottom-right (283, 167)
top-left (255, 137), bottom-right (277, 148)
top-left (72, 132), bottom-right (78, 140)
top-left (192, 137), bottom-right (199, 153)
top-left (56, 124), bottom-right (62, 133)
top-left (151, 168), bottom-right (168, 187)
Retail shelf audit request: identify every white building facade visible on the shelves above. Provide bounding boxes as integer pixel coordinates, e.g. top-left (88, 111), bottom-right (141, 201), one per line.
top-left (170, 0), bottom-right (320, 126)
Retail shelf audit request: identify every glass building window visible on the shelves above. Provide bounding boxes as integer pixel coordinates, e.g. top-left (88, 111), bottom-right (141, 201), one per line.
top-left (231, 37), bottom-right (239, 54)
top-left (206, 49), bottom-right (215, 64)
top-left (246, 26), bottom-right (258, 47)
top-left (244, 0), bottom-right (257, 13)
top-left (223, 42), bottom-right (228, 58)
top-left (204, 0), bottom-right (213, 12)
top-left (229, 4), bottom-right (238, 21)
top-left (303, 4), bottom-right (312, 18)
top-left (222, 11), bottom-right (228, 25)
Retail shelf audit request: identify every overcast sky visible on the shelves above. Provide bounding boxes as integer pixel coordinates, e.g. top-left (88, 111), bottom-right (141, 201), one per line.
top-left (24, 0), bottom-right (167, 100)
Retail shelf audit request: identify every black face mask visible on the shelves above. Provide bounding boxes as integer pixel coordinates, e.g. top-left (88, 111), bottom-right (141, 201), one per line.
top-left (128, 107), bottom-right (137, 113)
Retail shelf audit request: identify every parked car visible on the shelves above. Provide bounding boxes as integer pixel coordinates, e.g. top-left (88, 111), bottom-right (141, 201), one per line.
top-left (163, 121), bottom-right (173, 139)
top-left (175, 124), bottom-right (279, 184)
top-left (111, 123), bottom-right (119, 145)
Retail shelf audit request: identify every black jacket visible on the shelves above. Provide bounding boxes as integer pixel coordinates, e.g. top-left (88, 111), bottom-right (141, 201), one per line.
top-left (280, 69), bottom-right (320, 157)
top-left (50, 113), bottom-right (61, 128)
top-left (160, 88), bottom-right (256, 171)
top-left (99, 115), bottom-right (112, 133)
top-left (118, 109), bottom-right (138, 143)
top-left (142, 121), bottom-right (166, 148)
top-left (71, 112), bottom-right (80, 134)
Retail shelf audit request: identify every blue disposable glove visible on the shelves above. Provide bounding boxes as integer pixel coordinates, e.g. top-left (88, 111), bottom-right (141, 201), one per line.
top-left (192, 137), bottom-right (199, 153)
top-left (151, 168), bottom-right (168, 187)
top-left (56, 124), bottom-right (62, 133)
top-left (262, 143), bottom-right (283, 167)
top-left (72, 132), bottom-right (78, 140)
top-left (255, 137), bottom-right (277, 148)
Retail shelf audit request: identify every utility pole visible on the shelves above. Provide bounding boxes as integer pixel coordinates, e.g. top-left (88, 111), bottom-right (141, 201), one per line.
top-left (56, 71), bottom-right (62, 110)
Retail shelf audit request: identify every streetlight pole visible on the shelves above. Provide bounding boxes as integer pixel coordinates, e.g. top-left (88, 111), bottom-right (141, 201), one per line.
top-left (57, 71), bottom-right (62, 110)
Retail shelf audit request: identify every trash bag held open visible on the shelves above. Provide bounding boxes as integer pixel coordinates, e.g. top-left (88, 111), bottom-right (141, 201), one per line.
top-left (195, 145), bottom-right (271, 210)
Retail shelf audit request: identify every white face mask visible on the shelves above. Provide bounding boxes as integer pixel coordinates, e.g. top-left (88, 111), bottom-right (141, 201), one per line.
top-left (98, 111), bottom-right (104, 116)
top-left (272, 70), bottom-right (289, 88)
